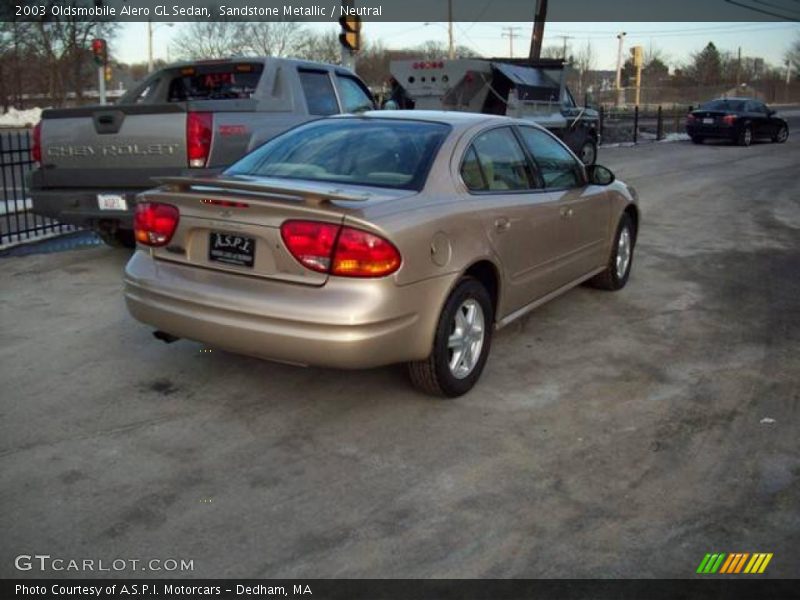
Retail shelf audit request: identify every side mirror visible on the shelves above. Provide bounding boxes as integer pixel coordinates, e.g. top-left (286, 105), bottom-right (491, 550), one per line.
top-left (587, 164), bottom-right (615, 186)
top-left (767, 109), bottom-right (776, 117)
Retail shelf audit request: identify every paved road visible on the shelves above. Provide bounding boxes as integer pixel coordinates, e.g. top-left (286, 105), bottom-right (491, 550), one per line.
top-left (1, 129), bottom-right (798, 579)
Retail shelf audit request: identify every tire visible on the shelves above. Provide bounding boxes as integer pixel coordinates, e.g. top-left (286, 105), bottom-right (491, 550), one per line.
top-left (97, 228), bottom-right (135, 248)
top-left (772, 124), bottom-right (789, 143)
top-left (407, 277), bottom-right (494, 397)
top-left (589, 213), bottom-right (635, 291)
top-left (737, 124), bottom-right (752, 147)
top-left (690, 135), bottom-right (704, 145)
top-left (578, 137), bottom-right (598, 166)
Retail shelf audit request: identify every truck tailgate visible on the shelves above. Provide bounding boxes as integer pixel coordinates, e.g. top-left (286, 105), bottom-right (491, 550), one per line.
top-left (38, 105), bottom-right (188, 188)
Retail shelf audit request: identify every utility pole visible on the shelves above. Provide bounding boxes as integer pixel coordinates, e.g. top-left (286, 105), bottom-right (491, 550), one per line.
top-left (147, 20), bottom-right (153, 74)
top-left (502, 26), bottom-right (522, 58)
top-left (447, 0), bottom-right (455, 60)
top-left (736, 46), bottom-right (742, 87)
top-left (557, 35), bottom-right (573, 61)
top-left (340, 0), bottom-right (356, 70)
top-left (529, 0), bottom-right (548, 60)
top-left (615, 31), bottom-right (626, 106)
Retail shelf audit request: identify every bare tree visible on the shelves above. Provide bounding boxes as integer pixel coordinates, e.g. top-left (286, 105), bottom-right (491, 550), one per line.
top-left (415, 40), bottom-right (479, 60)
top-left (573, 41), bottom-right (594, 98)
top-left (170, 21), bottom-right (247, 60)
top-left (20, 6), bottom-right (117, 105)
top-left (296, 29), bottom-right (341, 65)
top-left (785, 34), bottom-right (800, 78)
top-left (244, 21), bottom-right (307, 57)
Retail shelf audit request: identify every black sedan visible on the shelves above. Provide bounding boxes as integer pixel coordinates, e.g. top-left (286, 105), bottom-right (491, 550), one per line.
top-left (686, 98), bottom-right (789, 146)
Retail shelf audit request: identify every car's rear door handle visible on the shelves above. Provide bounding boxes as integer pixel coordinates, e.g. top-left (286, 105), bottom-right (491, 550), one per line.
top-left (560, 207), bottom-right (574, 219)
top-left (494, 217), bottom-right (511, 232)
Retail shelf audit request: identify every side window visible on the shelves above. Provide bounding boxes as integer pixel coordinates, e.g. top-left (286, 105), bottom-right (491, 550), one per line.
top-left (469, 127), bottom-right (535, 191)
top-left (461, 146), bottom-right (487, 190)
top-left (518, 127), bottom-right (583, 189)
top-left (336, 75), bottom-right (373, 113)
top-left (298, 70), bottom-right (339, 116)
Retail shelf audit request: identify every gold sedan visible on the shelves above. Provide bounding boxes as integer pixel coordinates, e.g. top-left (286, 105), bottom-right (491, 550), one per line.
top-left (124, 111), bottom-right (639, 396)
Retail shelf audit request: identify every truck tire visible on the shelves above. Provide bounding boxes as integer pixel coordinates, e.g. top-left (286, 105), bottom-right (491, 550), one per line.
top-left (578, 137), bottom-right (598, 166)
top-left (97, 229), bottom-right (135, 248)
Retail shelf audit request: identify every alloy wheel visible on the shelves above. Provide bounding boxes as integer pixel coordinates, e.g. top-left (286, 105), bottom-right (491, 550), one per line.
top-left (447, 299), bottom-right (486, 379)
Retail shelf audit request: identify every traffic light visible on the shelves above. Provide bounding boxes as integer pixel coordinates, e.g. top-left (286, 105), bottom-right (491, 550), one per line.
top-left (91, 38), bottom-right (107, 67)
top-left (104, 65), bottom-right (112, 82)
top-left (630, 45), bottom-right (644, 68)
top-left (338, 16), bottom-right (361, 53)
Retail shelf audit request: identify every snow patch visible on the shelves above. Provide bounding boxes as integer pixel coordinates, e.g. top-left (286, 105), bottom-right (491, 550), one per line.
top-left (0, 107), bottom-right (43, 128)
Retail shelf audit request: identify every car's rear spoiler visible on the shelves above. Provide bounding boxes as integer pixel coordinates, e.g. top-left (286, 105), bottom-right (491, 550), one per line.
top-left (155, 176), bottom-right (371, 205)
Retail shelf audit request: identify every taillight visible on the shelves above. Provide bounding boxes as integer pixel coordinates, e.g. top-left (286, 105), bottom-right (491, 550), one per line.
top-left (31, 121), bottom-right (42, 163)
top-left (134, 202), bottom-right (179, 247)
top-left (280, 220), bottom-right (401, 278)
top-left (280, 220), bottom-right (340, 273)
top-left (722, 114), bottom-right (737, 125)
top-left (331, 227), bottom-right (402, 277)
top-left (186, 112), bottom-right (213, 168)
top-left (686, 113), bottom-right (696, 124)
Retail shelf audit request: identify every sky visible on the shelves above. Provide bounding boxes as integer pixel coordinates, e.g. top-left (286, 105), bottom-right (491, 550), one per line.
top-left (115, 21), bottom-right (800, 72)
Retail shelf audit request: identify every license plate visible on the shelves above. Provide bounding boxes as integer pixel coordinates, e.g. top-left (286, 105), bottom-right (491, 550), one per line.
top-left (209, 232), bottom-right (255, 268)
top-left (702, 118), bottom-right (714, 124)
top-left (97, 193), bottom-right (127, 211)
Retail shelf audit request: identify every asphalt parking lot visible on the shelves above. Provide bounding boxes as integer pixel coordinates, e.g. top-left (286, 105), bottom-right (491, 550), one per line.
top-left (1, 128), bottom-right (798, 579)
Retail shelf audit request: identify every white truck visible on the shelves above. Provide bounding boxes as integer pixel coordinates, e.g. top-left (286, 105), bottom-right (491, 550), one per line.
top-left (388, 58), bottom-right (599, 165)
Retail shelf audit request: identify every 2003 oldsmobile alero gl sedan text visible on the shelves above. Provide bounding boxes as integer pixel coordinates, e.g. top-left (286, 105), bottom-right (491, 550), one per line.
top-left (124, 111), bottom-right (640, 396)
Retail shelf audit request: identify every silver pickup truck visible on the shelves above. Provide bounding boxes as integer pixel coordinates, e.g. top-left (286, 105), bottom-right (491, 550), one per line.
top-left (29, 57), bottom-right (375, 246)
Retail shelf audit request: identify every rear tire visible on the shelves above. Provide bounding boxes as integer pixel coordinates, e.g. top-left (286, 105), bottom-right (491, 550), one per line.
top-left (407, 277), bottom-right (494, 397)
top-left (97, 229), bottom-right (135, 248)
top-left (737, 124), bottom-right (752, 147)
top-left (772, 125), bottom-right (789, 143)
top-left (690, 135), bottom-right (704, 145)
top-left (589, 214), bottom-right (635, 291)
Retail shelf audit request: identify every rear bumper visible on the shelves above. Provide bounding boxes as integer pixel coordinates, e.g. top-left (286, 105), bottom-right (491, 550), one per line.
top-left (30, 188), bottom-right (139, 230)
top-left (123, 251), bottom-right (458, 369)
top-left (686, 124), bottom-right (737, 139)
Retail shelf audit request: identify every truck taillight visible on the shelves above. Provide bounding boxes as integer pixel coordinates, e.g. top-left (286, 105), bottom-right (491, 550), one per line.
top-left (412, 61), bottom-right (445, 70)
top-left (31, 121), bottom-right (42, 163)
top-left (280, 220), bottom-right (401, 278)
top-left (134, 202), bottom-right (179, 247)
top-left (186, 112), bottom-right (213, 168)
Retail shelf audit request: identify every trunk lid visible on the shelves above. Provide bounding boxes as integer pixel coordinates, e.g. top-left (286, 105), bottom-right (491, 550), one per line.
top-left (142, 176), bottom-right (414, 286)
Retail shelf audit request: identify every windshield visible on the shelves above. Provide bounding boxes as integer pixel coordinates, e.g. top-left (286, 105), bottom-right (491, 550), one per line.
top-left (225, 119), bottom-right (451, 190)
top-left (700, 99), bottom-right (746, 112)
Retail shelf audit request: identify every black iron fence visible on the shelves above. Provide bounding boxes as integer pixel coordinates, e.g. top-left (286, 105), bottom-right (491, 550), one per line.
top-left (599, 105), bottom-right (691, 145)
top-left (0, 129), bottom-right (77, 247)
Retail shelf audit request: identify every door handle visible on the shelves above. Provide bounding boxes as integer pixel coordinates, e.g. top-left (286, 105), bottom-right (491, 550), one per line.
top-left (494, 217), bottom-right (511, 232)
top-left (560, 207), bottom-right (574, 219)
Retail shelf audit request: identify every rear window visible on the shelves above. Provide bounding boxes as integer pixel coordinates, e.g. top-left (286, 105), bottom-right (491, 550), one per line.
top-left (165, 63), bottom-right (263, 102)
top-left (700, 99), bottom-right (746, 112)
top-left (226, 119), bottom-right (451, 190)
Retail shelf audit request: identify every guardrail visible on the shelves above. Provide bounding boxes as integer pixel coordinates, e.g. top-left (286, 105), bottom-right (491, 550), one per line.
top-left (0, 130), bottom-right (77, 247)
